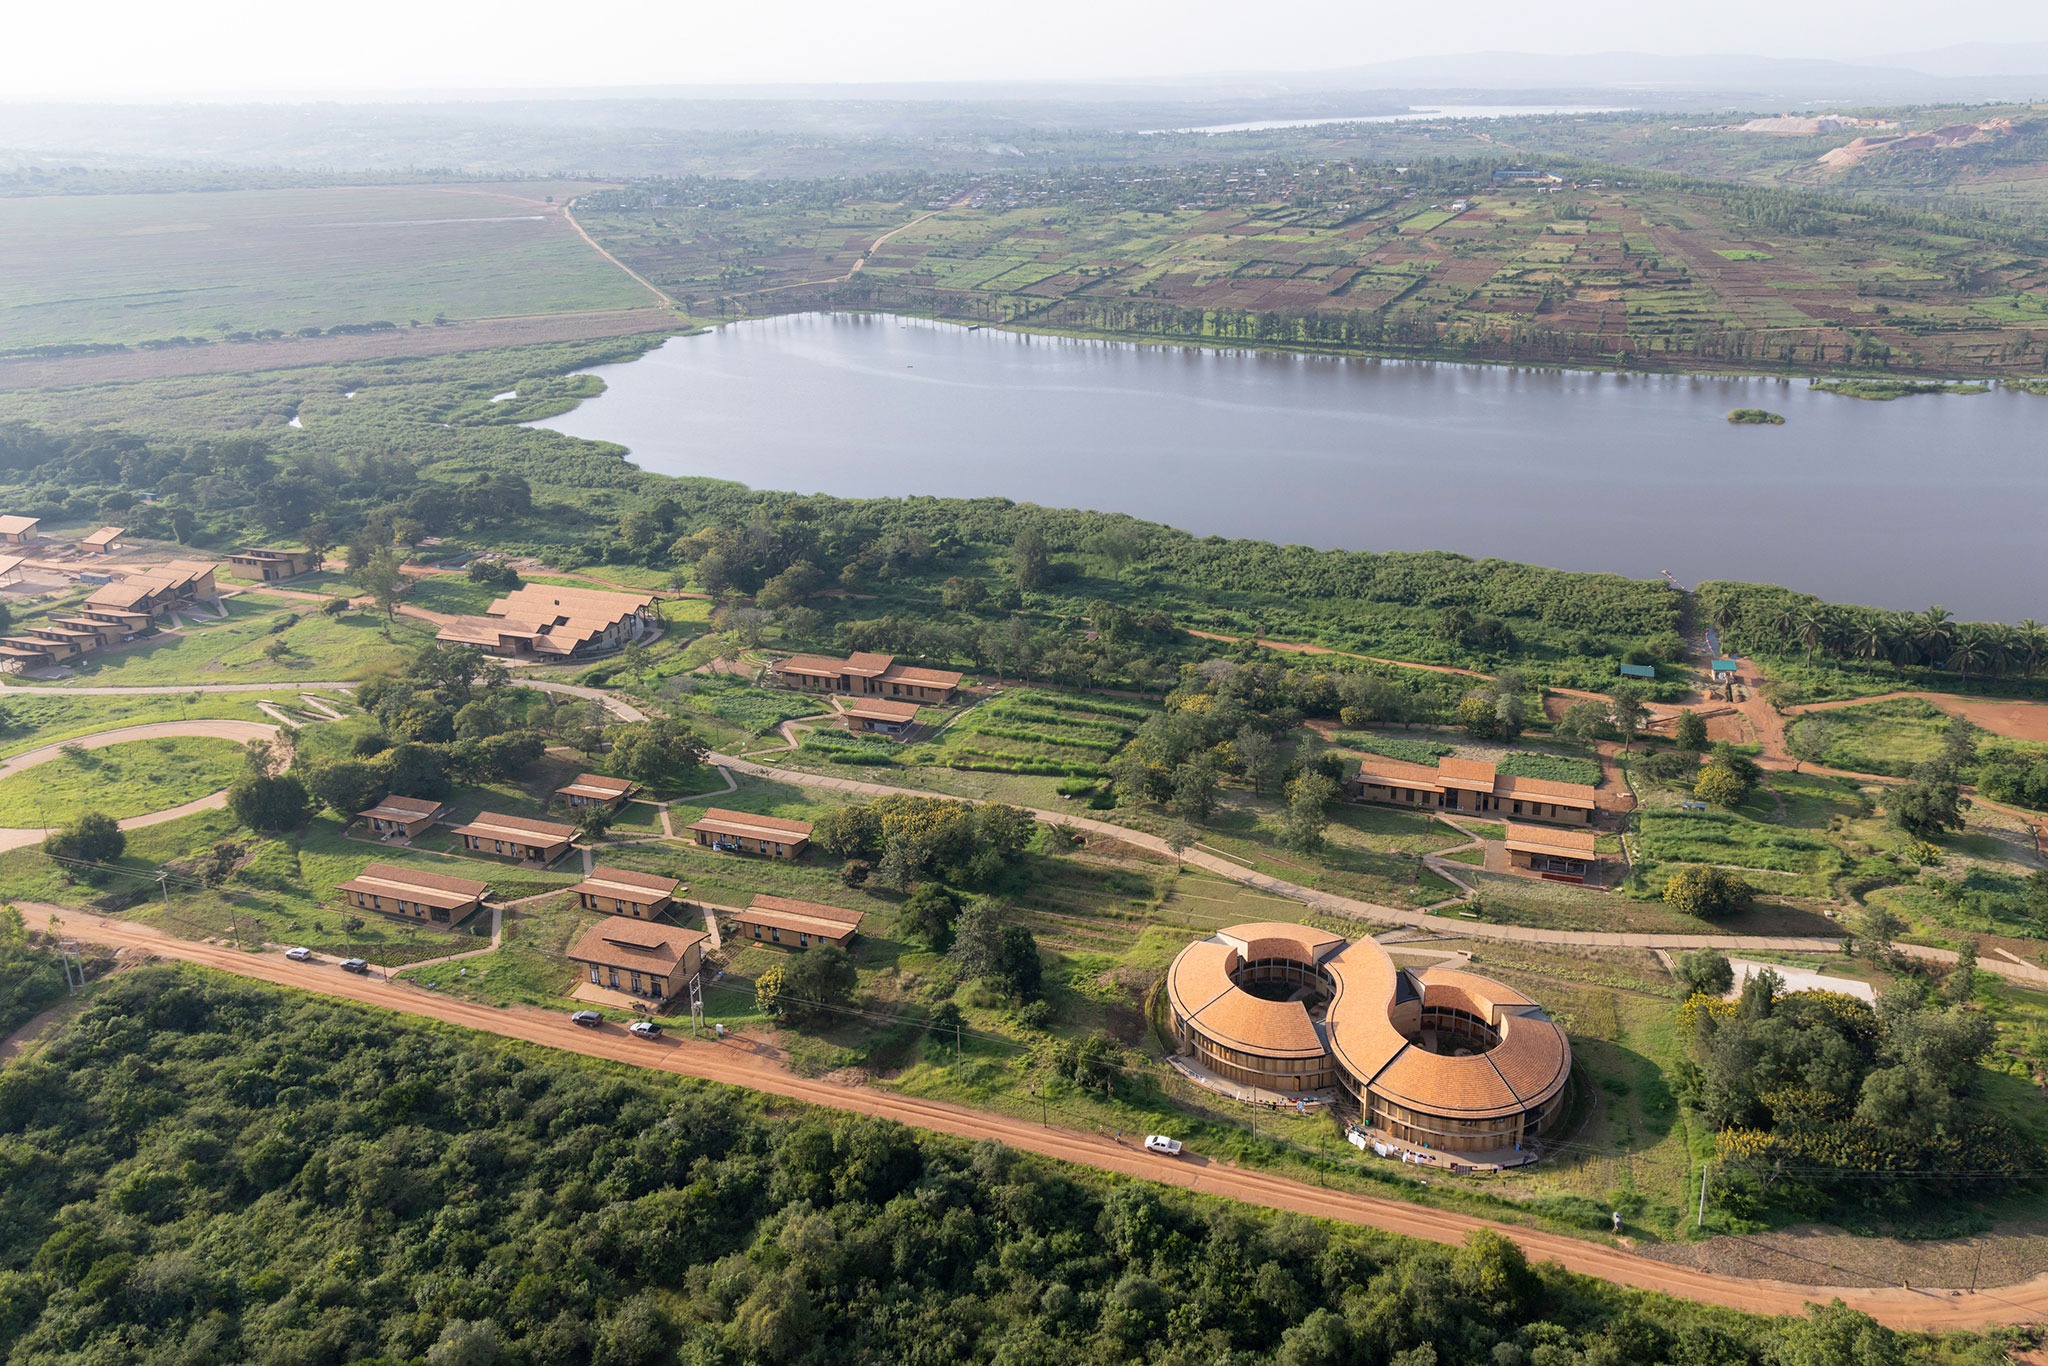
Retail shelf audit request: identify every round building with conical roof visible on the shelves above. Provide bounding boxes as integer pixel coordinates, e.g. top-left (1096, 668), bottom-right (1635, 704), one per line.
top-left (1165, 922), bottom-right (1572, 1155)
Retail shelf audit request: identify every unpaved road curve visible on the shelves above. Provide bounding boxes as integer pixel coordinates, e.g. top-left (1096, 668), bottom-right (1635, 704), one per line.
top-left (0, 720), bottom-right (281, 851)
top-left (30, 903), bottom-right (2048, 1331)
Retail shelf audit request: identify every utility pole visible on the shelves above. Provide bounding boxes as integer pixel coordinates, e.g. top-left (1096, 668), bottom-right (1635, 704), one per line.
top-left (58, 940), bottom-right (85, 993)
top-left (689, 972), bottom-right (704, 1036)
top-left (1696, 1162), bottom-right (1709, 1229)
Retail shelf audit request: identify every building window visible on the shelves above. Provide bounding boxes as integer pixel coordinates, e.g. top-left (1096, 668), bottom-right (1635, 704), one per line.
top-left (608, 967), bottom-right (620, 988)
top-left (588, 965), bottom-right (599, 984)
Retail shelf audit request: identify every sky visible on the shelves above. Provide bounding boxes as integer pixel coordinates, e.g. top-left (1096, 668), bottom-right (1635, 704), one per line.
top-left (10, 0), bottom-right (2048, 100)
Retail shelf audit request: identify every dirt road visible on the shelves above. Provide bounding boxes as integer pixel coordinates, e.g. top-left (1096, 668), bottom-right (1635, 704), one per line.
top-left (1183, 629), bottom-right (1493, 680)
top-left (0, 719), bottom-right (282, 851)
top-left (28, 903), bottom-right (2048, 1331)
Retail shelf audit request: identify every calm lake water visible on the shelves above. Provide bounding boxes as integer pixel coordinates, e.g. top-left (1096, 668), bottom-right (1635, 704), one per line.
top-left (1157, 105), bottom-right (1631, 134)
top-left (533, 313), bottom-right (2048, 620)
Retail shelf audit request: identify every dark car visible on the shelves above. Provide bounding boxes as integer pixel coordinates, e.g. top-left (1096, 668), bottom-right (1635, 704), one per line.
top-left (339, 958), bottom-right (370, 974)
top-left (570, 1010), bottom-right (603, 1028)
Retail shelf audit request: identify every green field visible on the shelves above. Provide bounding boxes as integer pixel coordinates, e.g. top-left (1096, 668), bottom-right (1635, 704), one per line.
top-left (0, 182), bottom-right (651, 351)
top-left (12, 595), bottom-right (435, 686)
top-left (0, 691), bottom-right (308, 760)
top-left (0, 736), bottom-right (247, 825)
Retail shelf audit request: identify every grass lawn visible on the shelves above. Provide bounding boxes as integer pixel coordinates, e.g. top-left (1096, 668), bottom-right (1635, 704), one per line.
top-left (0, 736), bottom-right (247, 825)
top-left (402, 574), bottom-right (505, 618)
top-left (16, 597), bottom-right (432, 686)
top-left (0, 691), bottom-right (307, 760)
top-left (1807, 697), bottom-right (1953, 776)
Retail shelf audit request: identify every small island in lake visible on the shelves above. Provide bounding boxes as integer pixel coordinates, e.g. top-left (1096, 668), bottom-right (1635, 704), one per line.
top-left (1811, 379), bottom-right (1990, 400)
top-left (1726, 408), bottom-right (1786, 425)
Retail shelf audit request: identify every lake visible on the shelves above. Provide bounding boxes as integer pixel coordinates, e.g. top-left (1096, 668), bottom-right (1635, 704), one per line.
top-left (533, 313), bottom-right (2048, 621)
top-left (1153, 105), bottom-right (1631, 134)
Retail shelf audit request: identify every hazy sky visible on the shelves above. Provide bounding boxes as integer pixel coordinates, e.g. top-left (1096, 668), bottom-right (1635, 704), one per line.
top-left (12, 0), bottom-right (2048, 99)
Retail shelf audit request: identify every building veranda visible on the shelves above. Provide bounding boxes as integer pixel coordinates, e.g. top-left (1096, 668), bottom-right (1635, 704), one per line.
top-left (1166, 923), bottom-right (1571, 1159)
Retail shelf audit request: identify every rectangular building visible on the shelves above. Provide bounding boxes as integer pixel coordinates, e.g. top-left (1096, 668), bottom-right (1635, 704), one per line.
top-left (729, 894), bottom-right (865, 950)
top-left (229, 547), bottom-right (319, 581)
top-left (686, 808), bottom-right (812, 859)
top-left (768, 651), bottom-right (963, 704)
top-left (356, 795), bottom-right (446, 841)
top-left (841, 696), bottom-right (921, 737)
top-left (567, 917), bottom-right (707, 1003)
top-left (555, 773), bottom-right (639, 812)
top-left (80, 527), bottom-right (124, 555)
top-left (336, 862), bottom-right (490, 926)
top-left (451, 812), bottom-right (577, 864)
top-left (0, 516), bottom-right (40, 544)
top-left (569, 865), bottom-right (681, 919)
top-left (436, 583), bottom-right (659, 660)
top-left (1503, 823), bottom-right (1598, 883)
top-left (1347, 756), bottom-right (1596, 826)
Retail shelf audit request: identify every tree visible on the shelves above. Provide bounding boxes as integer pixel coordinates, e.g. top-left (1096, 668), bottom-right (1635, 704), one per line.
top-left (606, 718), bottom-right (708, 786)
top-left (1944, 936), bottom-right (1979, 1006)
top-left (953, 901), bottom-right (1041, 1000)
top-left (1170, 757), bottom-right (1219, 823)
top-left (354, 546), bottom-right (407, 620)
top-left (1692, 761), bottom-right (1752, 809)
top-left (1608, 683), bottom-right (1649, 750)
top-left (1454, 691), bottom-right (1502, 740)
top-left (1784, 715), bottom-right (1832, 769)
top-left (573, 807), bottom-right (614, 843)
top-left (301, 760), bottom-right (388, 818)
top-left (1673, 709), bottom-right (1708, 752)
top-left (300, 521), bottom-right (334, 571)
top-left (770, 945), bottom-right (857, 1024)
top-left (228, 774), bottom-right (313, 833)
top-left (1235, 726), bottom-right (1284, 795)
top-left (1010, 525), bottom-right (1049, 591)
top-left (1663, 865), bottom-right (1752, 919)
top-left (1675, 947), bottom-right (1735, 996)
top-left (44, 811), bottom-right (125, 872)
top-left (1859, 902), bottom-right (1906, 962)
top-left (989, 925), bottom-right (1043, 1001)
top-left (1280, 771), bottom-right (1337, 853)
top-left (1163, 821), bottom-right (1194, 871)
top-left (1554, 699), bottom-right (1608, 750)
top-left (1888, 766), bottom-right (1968, 839)
top-left (903, 884), bottom-right (961, 950)
top-left (1940, 715), bottom-right (1980, 774)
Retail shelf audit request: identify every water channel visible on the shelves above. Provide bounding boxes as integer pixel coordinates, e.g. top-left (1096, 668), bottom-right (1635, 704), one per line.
top-left (532, 312), bottom-right (2048, 620)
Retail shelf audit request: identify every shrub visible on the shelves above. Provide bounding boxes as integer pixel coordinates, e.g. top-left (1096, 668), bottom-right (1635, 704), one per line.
top-left (1675, 947), bottom-right (1735, 996)
top-left (44, 811), bottom-right (125, 873)
top-left (228, 774), bottom-right (313, 833)
top-left (1663, 865), bottom-right (1753, 919)
top-left (1693, 761), bottom-right (1751, 809)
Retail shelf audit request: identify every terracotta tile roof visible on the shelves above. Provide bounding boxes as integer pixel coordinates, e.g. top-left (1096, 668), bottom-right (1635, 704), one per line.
top-left (841, 697), bottom-right (920, 722)
top-left (771, 654), bottom-right (848, 677)
top-left (84, 581), bottom-right (159, 611)
top-left (879, 663), bottom-right (963, 688)
top-left (1494, 774), bottom-right (1597, 807)
top-left (734, 894), bottom-right (865, 941)
top-left (1218, 922), bottom-right (1347, 962)
top-left (81, 527), bottom-right (124, 547)
top-left (337, 862), bottom-right (489, 911)
top-left (0, 556), bottom-right (24, 576)
top-left (556, 773), bottom-right (638, 801)
top-left (358, 795), bottom-right (444, 821)
top-left (688, 808), bottom-right (813, 841)
top-left (0, 516), bottom-right (39, 536)
top-left (1166, 940), bottom-right (1327, 1058)
top-left (843, 651), bottom-right (895, 676)
top-left (1502, 823), bottom-right (1596, 858)
top-left (1351, 756), bottom-right (1446, 788)
top-left (566, 917), bottom-right (705, 978)
top-left (1436, 756), bottom-right (1498, 792)
top-left (452, 812), bottom-right (576, 845)
top-left (570, 866), bottom-right (681, 902)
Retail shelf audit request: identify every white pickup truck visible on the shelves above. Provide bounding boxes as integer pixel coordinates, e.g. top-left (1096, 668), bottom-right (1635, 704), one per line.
top-left (1143, 1134), bottom-right (1183, 1156)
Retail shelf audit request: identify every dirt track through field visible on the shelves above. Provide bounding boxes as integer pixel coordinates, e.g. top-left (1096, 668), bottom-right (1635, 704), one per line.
top-left (27, 902), bottom-right (2048, 1331)
top-left (1786, 690), bottom-right (2048, 744)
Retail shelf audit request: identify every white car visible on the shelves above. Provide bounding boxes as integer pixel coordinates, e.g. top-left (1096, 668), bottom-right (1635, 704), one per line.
top-left (628, 1020), bottom-right (663, 1038)
top-left (284, 947), bottom-right (313, 962)
top-left (1143, 1135), bottom-right (1183, 1156)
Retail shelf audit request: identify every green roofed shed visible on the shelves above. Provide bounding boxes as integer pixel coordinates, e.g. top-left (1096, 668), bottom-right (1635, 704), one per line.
top-left (1617, 663), bottom-right (1656, 680)
top-left (1710, 659), bottom-right (1740, 674)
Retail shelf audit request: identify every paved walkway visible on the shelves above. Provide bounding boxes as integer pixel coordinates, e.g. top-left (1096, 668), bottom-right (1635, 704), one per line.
top-left (0, 719), bottom-right (283, 852)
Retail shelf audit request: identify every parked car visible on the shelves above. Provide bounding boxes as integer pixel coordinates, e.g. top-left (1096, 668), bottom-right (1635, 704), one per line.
top-left (1143, 1135), bottom-right (1183, 1156)
top-left (338, 958), bottom-right (370, 974)
top-left (284, 947), bottom-right (313, 962)
top-left (570, 1010), bottom-right (603, 1028)
top-left (628, 1020), bottom-right (662, 1038)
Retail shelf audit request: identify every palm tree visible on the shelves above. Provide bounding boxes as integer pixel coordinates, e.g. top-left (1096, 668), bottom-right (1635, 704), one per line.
top-left (1797, 608), bottom-right (1829, 660)
top-left (1853, 615), bottom-right (1893, 669)
top-left (1770, 602), bottom-right (1802, 647)
top-left (1947, 624), bottom-right (1992, 682)
top-left (1917, 607), bottom-right (1955, 671)
top-left (2017, 619), bottom-right (2047, 680)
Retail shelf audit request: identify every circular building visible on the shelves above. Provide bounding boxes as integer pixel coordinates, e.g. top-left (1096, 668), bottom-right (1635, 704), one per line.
top-left (1166, 922), bottom-right (1571, 1154)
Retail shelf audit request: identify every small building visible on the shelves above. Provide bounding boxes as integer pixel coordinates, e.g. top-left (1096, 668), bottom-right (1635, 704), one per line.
top-left (686, 808), bottom-right (812, 858)
top-left (357, 794), bottom-right (446, 842)
top-left (841, 696), bottom-right (920, 737)
top-left (556, 773), bottom-right (639, 812)
top-left (451, 812), bottom-right (577, 864)
top-left (1348, 757), bottom-right (1596, 827)
top-left (730, 894), bottom-right (864, 949)
top-left (80, 527), bottom-right (124, 556)
top-left (569, 865), bottom-right (681, 919)
top-left (436, 583), bottom-right (659, 659)
top-left (768, 651), bottom-right (963, 704)
top-left (0, 555), bottom-right (24, 585)
top-left (1503, 823), bottom-right (1598, 883)
top-left (1617, 663), bottom-right (1657, 680)
top-left (229, 547), bottom-right (319, 581)
top-left (337, 862), bottom-right (490, 927)
top-left (566, 917), bottom-right (707, 1003)
top-left (1710, 659), bottom-right (1740, 678)
top-left (0, 516), bottom-right (40, 544)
